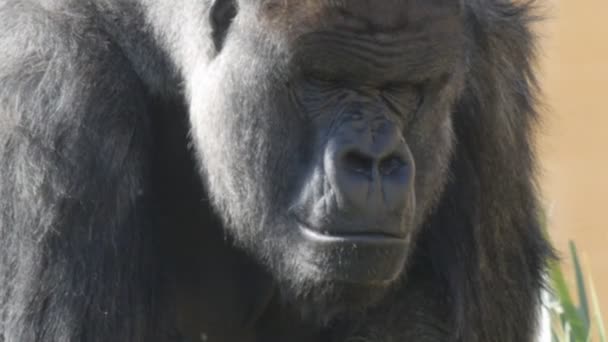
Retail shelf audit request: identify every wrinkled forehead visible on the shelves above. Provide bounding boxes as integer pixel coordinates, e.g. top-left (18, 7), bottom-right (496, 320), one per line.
top-left (236, 0), bottom-right (465, 82)
top-left (250, 0), bottom-right (463, 33)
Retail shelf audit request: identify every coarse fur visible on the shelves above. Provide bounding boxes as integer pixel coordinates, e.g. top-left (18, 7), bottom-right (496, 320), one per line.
top-left (0, 0), bottom-right (552, 341)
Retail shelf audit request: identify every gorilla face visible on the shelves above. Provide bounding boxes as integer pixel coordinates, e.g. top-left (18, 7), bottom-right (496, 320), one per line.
top-left (188, 0), bottom-right (464, 310)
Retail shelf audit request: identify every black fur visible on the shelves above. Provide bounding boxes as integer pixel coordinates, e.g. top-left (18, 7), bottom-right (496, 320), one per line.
top-left (0, 1), bottom-right (552, 341)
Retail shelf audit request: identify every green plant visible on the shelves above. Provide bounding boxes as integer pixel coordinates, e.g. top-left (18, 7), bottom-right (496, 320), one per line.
top-left (548, 241), bottom-right (606, 342)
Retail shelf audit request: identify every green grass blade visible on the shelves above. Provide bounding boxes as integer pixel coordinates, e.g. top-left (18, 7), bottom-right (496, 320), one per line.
top-left (550, 259), bottom-right (588, 339)
top-left (587, 267), bottom-right (606, 342)
top-left (569, 241), bottom-right (590, 332)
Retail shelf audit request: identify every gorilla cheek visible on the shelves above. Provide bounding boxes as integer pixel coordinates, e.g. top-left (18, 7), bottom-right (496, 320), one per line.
top-left (187, 59), bottom-right (301, 252)
top-left (188, 64), bottom-right (234, 201)
top-left (187, 61), bottom-right (266, 242)
top-left (408, 110), bottom-right (455, 229)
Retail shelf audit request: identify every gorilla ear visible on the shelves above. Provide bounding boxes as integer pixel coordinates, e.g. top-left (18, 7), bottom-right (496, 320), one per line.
top-left (210, 0), bottom-right (238, 51)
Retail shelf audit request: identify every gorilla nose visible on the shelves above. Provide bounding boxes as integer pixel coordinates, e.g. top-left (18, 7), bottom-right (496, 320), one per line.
top-left (325, 123), bottom-right (411, 216)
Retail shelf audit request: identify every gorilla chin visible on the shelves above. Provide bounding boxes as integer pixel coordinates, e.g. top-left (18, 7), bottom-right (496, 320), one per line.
top-left (279, 219), bottom-right (411, 321)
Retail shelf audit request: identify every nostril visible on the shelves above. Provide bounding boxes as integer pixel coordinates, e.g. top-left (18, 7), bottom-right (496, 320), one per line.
top-left (379, 154), bottom-right (406, 176)
top-left (343, 150), bottom-right (374, 175)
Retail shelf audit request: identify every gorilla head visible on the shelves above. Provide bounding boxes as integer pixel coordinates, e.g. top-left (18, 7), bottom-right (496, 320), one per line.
top-left (185, 0), bottom-right (463, 313)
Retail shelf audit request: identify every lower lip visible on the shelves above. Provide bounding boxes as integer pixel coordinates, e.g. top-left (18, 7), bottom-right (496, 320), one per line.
top-left (298, 224), bottom-right (407, 244)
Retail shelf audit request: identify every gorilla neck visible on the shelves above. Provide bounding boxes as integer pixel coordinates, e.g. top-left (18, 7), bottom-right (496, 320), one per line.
top-left (149, 96), bottom-right (325, 342)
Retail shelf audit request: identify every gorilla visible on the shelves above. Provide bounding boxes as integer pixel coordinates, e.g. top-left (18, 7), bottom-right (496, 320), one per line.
top-left (0, 0), bottom-right (552, 341)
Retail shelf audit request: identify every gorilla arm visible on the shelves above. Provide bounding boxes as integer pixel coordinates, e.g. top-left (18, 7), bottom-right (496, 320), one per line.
top-left (0, 5), bottom-right (159, 341)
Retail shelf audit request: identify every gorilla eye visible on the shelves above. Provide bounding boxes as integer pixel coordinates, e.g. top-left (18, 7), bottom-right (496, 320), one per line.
top-left (210, 0), bottom-right (238, 51)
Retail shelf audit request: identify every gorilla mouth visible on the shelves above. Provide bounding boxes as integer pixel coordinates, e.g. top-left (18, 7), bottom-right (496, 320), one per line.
top-left (292, 217), bottom-right (410, 284)
top-left (292, 213), bottom-right (408, 243)
top-left (297, 221), bottom-right (406, 243)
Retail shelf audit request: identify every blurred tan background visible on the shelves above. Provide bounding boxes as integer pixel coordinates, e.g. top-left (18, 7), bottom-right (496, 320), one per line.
top-left (539, 0), bottom-right (608, 315)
